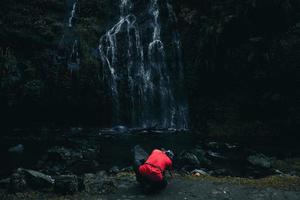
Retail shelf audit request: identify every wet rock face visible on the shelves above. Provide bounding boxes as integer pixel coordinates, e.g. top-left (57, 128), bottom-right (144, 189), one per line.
top-left (0, 0), bottom-right (299, 133)
top-left (97, 0), bottom-right (189, 128)
top-left (176, 0), bottom-right (300, 135)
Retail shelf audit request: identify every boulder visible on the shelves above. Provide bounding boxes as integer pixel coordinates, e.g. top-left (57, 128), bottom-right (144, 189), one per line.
top-left (9, 173), bottom-right (27, 192)
top-left (54, 175), bottom-right (78, 194)
top-left (83, 173), bottom-right (116, 194)
top-left (247, 153), bottom-right (275, 169)
top-left (17, 168), bottom-right (54, 189)
top-left (192, 148), bottom-right (212, 167)
top-left (178, 151), bottom-right (200, 168)
top-left (133, 145), bottom-right (148, 167)
top-left (191, 169), bottom-right (209, 176)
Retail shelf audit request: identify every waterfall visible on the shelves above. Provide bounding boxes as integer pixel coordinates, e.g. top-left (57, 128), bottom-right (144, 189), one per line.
top-left (66, 0), bottom-right (80, 72)
top-left (166, 0), bottom-right (189, 128)
top-left (68, 0), bottom-right (77, 28)
top-left (146, 0), bottom-right (176, 128)
top-left (99, 0), bottom-right (144, 124)
top-left (98, 0), bottom-right (188, 129)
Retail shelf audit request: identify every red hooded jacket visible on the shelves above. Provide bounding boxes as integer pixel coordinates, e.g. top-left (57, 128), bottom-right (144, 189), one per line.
top-left (138, 149), bottom-right (172, 182)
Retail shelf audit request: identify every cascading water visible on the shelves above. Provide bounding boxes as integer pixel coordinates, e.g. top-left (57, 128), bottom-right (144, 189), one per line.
top-left (166, 0), bottom-right (189, 128)
top-left (98, 0), bottom-right (188, 129)
top-left (66, 0), bottom-right (80, 72)
top-left (68, 0), bottom-right (77, 28)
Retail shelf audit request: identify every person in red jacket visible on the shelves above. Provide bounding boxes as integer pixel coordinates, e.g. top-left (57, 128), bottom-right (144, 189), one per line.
top-left (133, 146), bottom-right (174, 191)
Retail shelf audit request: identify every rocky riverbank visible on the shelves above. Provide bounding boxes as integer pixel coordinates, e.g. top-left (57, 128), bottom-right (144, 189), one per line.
top-left (1, 129), bottom-right (300, 199)
top-left (2, 129), bottom-right (300, 177)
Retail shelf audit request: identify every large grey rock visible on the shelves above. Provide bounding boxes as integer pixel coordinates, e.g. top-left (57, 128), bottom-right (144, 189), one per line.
top-left (17, 168), bottom-right (54, 189)
top-left (178, 151), bottom-right (200, 167)
top-left (54, 175), bottom-right (78, 194)
top-left (133, 145), bottom-right (148, 167)
top-left (247, 153), bottom-right (275, 169)
top-left (192, 148), bottom-right (212, 167)
top-left (83, 173), bottom-right (116, 194)
top-left (191, 169), bottom-right (209, 176)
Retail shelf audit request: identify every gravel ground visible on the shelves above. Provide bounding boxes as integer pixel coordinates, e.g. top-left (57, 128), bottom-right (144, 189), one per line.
top-left (1, 175), bottom-right (300, 200)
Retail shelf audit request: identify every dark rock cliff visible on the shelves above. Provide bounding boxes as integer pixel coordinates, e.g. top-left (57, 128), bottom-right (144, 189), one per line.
top-left (176, 0), bottom-right (300, 137)
top-left (0, 0), bottom-right (299, 138)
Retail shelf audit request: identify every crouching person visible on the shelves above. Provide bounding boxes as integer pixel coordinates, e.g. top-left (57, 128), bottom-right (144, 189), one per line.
top-left (133, 146), bottom-right (174, 192)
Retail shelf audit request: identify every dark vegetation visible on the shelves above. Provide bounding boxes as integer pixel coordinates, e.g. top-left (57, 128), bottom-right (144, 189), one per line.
top-left (177, 0), bottom-right (300, 138)
top-left (0, 0), bottom-right (299, 139)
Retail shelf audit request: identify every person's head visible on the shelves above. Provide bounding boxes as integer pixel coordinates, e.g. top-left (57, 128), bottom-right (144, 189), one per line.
top-left (165, 149), bottom-right (174, 160)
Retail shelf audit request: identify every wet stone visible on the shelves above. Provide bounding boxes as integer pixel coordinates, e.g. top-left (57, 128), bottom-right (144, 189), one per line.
top-left (17, 168), bottom-right (54, 189)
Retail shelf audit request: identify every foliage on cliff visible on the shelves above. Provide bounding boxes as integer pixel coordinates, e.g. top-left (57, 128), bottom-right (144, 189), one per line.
top-left (0, 0), bottom-right (299, 136)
